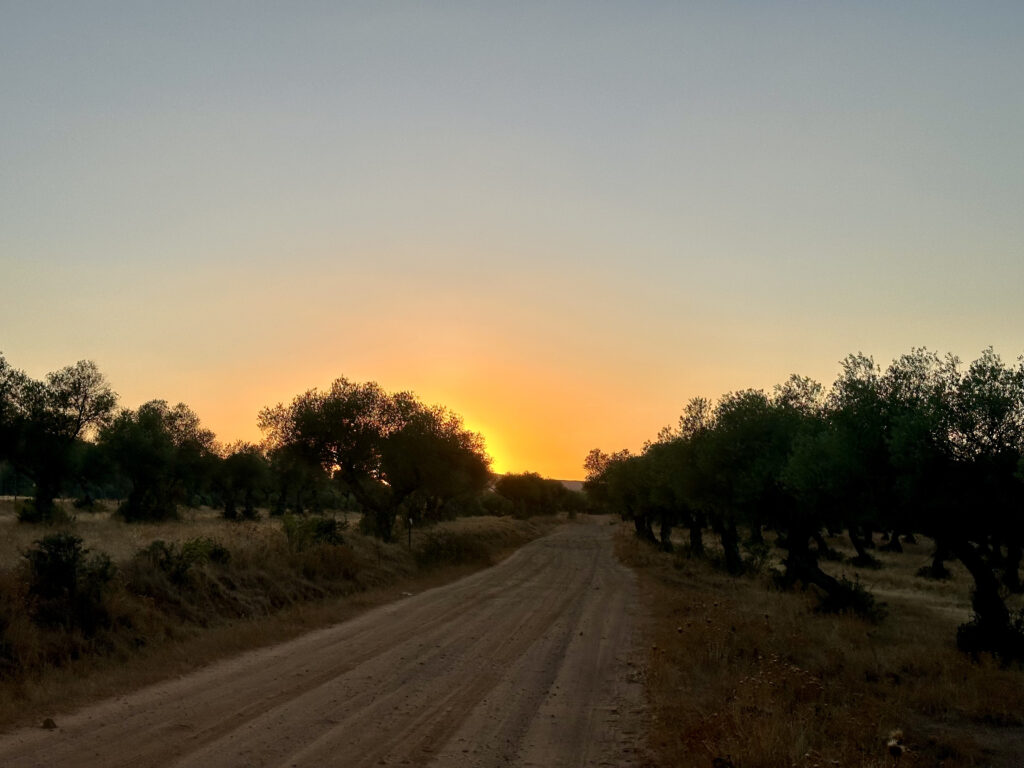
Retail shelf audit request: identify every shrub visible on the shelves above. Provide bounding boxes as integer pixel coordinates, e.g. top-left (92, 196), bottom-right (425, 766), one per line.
top-left (743, 540), bottom-right (773, 574)
top-left (282, 514), bottom-right (346, 550)
top-left (479, 491), bottom-right (513, 517)
top-left (16, 501), bottom-right (74, 525)
top-left (438, 494), bottom-right (486, 519)
top-left (137, 538), bottom-right (230, 584)
top-left (23, 533), bottom-right (115, 634)
top-left (956, 610), bottom-right (1024, 663)
top-left (138, 540), bottom-right (187, 583)
top-left (117, 493), bottom-right (177, 523)
top-left (815, 575), bottom-right (887, 622)
top-left (72, 495), bottom-right (98, 511)
top-left (182, 537), bottom-right (231, 566)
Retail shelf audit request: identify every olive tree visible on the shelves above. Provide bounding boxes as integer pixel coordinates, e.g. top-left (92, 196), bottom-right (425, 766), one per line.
top-left (260, 377), bottom-right (490, 541)
top-left (5, 359), bottom-right (116, 522)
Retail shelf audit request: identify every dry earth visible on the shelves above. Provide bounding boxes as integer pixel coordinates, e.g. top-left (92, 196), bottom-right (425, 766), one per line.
top-left (0, 517), bottom-right (646, 767)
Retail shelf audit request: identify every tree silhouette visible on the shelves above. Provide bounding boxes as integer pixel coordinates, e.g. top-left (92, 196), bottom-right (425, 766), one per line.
top-left (381, 404), bottom-right (491, 526)
top-left (260, 377), bottom-right (490, 540)
top-left (6, 359), bottom-right (116, 522)
top-left (494, 472), bottom-right (577, 517)
top-left (217, 442), bottom-right (270, 520)
top-left (99, 401), bottom-right (216, 521)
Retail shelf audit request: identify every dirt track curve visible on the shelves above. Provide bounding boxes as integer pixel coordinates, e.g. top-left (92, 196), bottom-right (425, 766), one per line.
top-left (0, 518), bottom-right (646, 767)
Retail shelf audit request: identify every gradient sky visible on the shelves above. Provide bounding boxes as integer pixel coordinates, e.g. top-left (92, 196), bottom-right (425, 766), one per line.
top-left (2, 2), bottom-right (1023, 479)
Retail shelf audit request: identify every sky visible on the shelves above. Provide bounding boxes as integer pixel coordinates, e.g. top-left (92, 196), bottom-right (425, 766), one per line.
top-left (2, 2), bottom-right (1023, 479)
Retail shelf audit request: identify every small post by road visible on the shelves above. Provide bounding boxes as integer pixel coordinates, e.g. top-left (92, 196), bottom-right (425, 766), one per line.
top-left (407, 516), bottom-right (413, 549)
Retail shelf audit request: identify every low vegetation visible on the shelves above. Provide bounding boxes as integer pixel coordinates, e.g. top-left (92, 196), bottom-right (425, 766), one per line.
top-left (0, 499), bottom-right (560, 730)
top-left (620, 524), bottom-right (1024, 768)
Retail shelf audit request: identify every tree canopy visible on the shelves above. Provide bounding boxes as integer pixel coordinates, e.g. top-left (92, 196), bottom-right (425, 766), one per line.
top-left (259, 377), bottom-right (491, 540)
top-left (585, 347), bottom-right (1024, 659)
top-left (0, 357), bottom-right (117, 522)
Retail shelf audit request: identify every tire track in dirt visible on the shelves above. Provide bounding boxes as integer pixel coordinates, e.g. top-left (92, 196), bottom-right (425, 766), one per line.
top-left (0, 517), bottom-right (645, 768)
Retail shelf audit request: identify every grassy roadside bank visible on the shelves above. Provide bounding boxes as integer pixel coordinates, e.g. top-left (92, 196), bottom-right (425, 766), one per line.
top-left (616, 524), bottom-right (1024, 768)
top-left (0, 504), bottom-right (561, 732)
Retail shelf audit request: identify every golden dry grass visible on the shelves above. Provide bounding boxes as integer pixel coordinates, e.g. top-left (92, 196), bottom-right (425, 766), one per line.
top-left (0, 498), bottom-right (303, 567)
top-left (618, 526), bottom-right (1024, 768)
top-left (0, 502), bottom-right (560, 732)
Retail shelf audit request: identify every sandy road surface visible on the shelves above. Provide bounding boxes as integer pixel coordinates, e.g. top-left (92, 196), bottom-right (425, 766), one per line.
top-left (0, 518), bottom-right (645, 767)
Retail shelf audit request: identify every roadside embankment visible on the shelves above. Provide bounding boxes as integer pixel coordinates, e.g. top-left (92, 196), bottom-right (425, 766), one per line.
top-left (0, 504), bottom-right (560, 731)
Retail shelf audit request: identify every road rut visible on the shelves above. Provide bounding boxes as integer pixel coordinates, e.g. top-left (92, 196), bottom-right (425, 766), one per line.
top-left (0, 518), bottom-right (645, 767)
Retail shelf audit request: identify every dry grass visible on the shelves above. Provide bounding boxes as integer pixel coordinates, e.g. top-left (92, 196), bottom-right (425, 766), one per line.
top-left (0, 498), bottom-right (301, 567)
top-left (618, 526), bottom-right (1024, 768)
top-left (0, 501), bottom-right (560, 732)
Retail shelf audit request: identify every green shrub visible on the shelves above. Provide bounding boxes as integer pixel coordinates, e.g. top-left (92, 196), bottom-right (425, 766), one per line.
top-left (282, 514), bottom-right (346, 550)
top-left (23, 533), bottom-right (115, 634)
top-left (138, 540), bottom-right (187, 583)
top-left (137, 538), bottom-right (230, 584)
top-left (182, 537), bottom-right (231, 565)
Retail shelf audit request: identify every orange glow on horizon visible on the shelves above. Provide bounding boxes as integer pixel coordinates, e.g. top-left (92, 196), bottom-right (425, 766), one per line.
top-left (7, 4), bottom-right (1024, 496)
top-left (53, 261), bottom-right (890, 483)
top-left (203, 407), bottom-right (515, 476)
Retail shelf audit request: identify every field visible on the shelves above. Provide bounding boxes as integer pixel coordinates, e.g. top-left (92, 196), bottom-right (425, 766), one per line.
top-left (621, 526), bottom-right (1024, 768)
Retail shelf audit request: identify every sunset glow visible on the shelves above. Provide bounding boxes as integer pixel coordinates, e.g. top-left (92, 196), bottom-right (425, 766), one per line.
top-left (3, 4), bottom-right (1023, 480)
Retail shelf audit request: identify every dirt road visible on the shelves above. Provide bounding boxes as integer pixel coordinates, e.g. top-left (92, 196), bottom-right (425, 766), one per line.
top-left (0, 518), bottom-right (646, 767)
